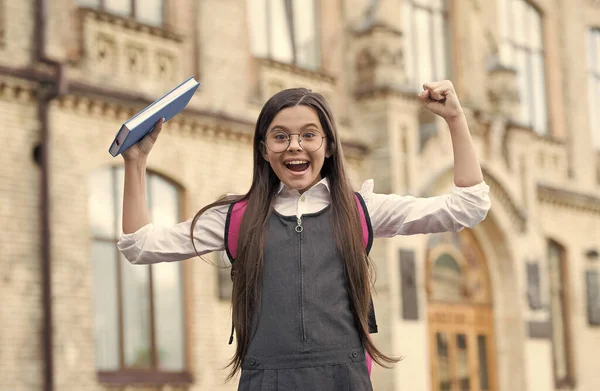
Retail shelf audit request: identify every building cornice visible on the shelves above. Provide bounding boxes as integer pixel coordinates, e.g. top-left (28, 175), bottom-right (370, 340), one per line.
top-left (537, 185), bottom-right (600, 215)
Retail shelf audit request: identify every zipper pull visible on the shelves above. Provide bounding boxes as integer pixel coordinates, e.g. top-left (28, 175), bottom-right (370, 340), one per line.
top-left (295, 216), bottom-right (303, 233)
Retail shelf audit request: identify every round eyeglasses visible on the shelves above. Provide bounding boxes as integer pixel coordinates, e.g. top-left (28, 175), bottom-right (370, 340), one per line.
top-left (264, 129), bottom-right (326, 153)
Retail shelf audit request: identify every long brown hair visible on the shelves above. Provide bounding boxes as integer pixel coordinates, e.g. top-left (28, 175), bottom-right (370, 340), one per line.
top-left (191, 88), bottom-right (399, 380)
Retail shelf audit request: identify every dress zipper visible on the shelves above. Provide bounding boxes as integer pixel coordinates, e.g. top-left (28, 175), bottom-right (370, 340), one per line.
top-left (296, 216), bottom-right (306, 342)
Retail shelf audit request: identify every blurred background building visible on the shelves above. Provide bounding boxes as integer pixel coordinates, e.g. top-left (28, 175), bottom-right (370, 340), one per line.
top-left (1, 0), bottom-right (599, 390)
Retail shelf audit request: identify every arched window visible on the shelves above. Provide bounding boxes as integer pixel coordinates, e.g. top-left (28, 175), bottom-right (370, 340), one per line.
top-left (89, 166), bottom-right (187, 382)
top-left (247, 0), bottom-right (320, 70)
top-left (431, 253), bottom-right (463, 302)
top-left (498, 0), bottom-right (547, 134)
top-left (403, 0), bottom-right (450, 90)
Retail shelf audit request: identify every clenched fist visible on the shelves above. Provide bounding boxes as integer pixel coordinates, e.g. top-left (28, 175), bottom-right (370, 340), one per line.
top-left (418, 80), bottom-right (464, 122)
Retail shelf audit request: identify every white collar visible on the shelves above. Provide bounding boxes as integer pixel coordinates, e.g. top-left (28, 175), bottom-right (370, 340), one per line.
top-left (277, 177), bottom-right (330, 196)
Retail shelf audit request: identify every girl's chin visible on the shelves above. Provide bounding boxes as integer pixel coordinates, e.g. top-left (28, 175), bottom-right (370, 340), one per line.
top-left (282, 175), bottom-right (321, 192)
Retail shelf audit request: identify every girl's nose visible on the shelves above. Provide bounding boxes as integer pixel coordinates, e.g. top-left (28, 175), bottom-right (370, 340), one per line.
top-left (287, 134), bottom-right (302, 151)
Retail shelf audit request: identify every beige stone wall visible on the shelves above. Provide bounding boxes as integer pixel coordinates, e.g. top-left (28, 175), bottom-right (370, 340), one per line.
top-left (0, 81), bottom-right (44, 391)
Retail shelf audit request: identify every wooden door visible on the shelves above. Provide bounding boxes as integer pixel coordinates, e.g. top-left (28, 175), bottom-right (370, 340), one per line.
top-left (428, 304), bottom-right (497, 391)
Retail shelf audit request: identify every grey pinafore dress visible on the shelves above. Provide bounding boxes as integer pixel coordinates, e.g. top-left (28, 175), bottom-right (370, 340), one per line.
top-left (237, 207), bottom-right (373, 390)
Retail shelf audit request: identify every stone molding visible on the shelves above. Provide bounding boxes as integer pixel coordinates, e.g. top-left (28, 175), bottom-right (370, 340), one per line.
top-left (537, 185), bottom-right (600, 215)
top-left (56, 91), bottom-right (254, 143)
top-left (0, 76), bottom-right (38, 103)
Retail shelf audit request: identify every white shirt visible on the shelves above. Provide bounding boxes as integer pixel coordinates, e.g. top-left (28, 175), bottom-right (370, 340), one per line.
top-left (117, 178), bottom-right (491, 265)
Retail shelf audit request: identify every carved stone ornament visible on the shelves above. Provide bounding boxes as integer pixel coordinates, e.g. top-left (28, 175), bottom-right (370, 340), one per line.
top-left (354, 28), bottom-right (406, 95)
top-left (487, 60), bottom-right (520, 118)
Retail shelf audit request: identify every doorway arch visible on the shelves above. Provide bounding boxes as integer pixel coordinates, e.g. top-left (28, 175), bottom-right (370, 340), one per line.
top-left (426, 230), bottom-right (498, 391)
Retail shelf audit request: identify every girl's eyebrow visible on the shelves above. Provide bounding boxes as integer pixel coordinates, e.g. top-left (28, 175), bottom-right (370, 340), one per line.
top-left (269, 123), bottom-right (321, 131)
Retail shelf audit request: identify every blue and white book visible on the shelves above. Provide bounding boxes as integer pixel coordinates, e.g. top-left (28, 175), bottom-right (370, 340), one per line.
top-left (109, 76), bottom-right (200, 157)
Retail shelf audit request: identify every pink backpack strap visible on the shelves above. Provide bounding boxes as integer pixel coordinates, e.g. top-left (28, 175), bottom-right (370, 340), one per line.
top-left (353, 192), bottom-right (373, 254)
top-left (225, 200), bottom-right (248, 262)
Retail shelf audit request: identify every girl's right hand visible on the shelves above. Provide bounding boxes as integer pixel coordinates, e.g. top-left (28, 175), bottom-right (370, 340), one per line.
top-left (122, 118), bottom-right (165, 161)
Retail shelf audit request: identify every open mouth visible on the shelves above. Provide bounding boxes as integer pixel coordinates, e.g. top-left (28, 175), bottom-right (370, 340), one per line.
top-left (284, 160), bottom-right (310, 172)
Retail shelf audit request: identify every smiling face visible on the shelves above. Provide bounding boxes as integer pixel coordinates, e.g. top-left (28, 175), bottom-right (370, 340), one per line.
top-left (263, 105), bottom-right (331, 193)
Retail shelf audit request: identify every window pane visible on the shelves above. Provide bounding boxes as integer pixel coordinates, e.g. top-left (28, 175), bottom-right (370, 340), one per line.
top-left (121, 257), bottom-right (151, 368)
top-left (589, 74), bottom-right (598, 138)
top-left (105, 0), bottom-right (132, 16)
top-left (591, 30), bottom-right (600, 149)
top-left (437, 332), bottom-right (451, 391)
top-left (513, 0), bottom-right (526, 47)
top-left (431, 0), bottom-right (446, 11)
top-left (588, 31), bottom-right (596, 71)
top-left (499, 41), bottom-right (513, 66)
top-left (532, 52), bottom-right (547, 134)
top-left (76, 0), bottom-right (100, 7)
top-left (293, 0), bottom-right (319, 69)
top-left (498, 0), bottom-right (509, 41)
top-left (248, 0), bottom-right (268, 57)
top-left (528, 6), bottom-right (542, 51)
top-left (149, 174), bottom-right (184, 370)
top-left (91, 241), bottom-right (120, 370)
top-left (595, 32), bottom-right (600, 73)
top-left (456, 334), bottom-right (470, 391)
top-left (89, 169), bottom-right (116, 238)
top-left (431, 254), bottom-right (463, 302)
top-left (135, 0), bottom-right (163, 26)
top-left (594, 77), bottom-right (600, 148)
top-left (515, 48), bottom-right (530, 124)
top-left (149, 175), bottom-right (179, 227)
top-left (432, 11), bottom-right (448, 80)
top-left (415, 8), bottom-right (433, 86)
top-left (477, 335), bottom-right (490, 391)
top-left (152, 263), bottom-right (185, 370)
top-left (403, 2), bottom-right (415, 84)
top-left (115, 168), bottom-right (125, 236)
top-left (269, 0), bottom-right (293, 63)
top-left (413, 0), bottom-right (432, 7)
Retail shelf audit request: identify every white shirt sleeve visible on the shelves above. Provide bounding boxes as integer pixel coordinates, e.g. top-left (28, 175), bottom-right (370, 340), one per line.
top-left (117, 204), bottom-right (228, 264)
top-left (359, 179), bottom-right (491, 238)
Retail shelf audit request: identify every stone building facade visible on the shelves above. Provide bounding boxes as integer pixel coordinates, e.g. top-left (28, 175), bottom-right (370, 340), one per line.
top-left (1, 0), bottom-right (599, 390)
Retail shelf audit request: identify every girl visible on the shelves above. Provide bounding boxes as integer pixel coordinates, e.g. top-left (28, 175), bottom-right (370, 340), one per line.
top-left (118, 80), bottom-right (491, 390)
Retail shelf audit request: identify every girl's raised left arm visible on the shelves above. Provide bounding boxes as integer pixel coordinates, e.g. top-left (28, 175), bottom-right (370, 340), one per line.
top-left (418, 80), bottom-right (483, 187)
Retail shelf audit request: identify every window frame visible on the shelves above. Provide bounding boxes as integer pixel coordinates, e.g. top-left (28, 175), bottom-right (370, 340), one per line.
top-left (498, 0), bottom-right (548, 134)
top-left (90, 166), bottom-right (192, 386)
top-left (248, 0), bottom-right (322, 70)
top-left (76, 0), bottom-right (167, 27)
top-left (404, 0), bottom-right (452, 90)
